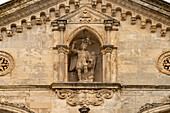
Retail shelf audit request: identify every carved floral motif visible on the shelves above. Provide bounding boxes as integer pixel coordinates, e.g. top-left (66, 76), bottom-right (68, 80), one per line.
top-left (56, 89), bottom-right (114, 106)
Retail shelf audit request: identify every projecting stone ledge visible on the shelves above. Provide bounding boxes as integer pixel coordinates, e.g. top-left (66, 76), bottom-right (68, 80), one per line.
top-left (50, 82), bottom-right (121, 89)
top-left (50, 83), bottom-right (121, 106)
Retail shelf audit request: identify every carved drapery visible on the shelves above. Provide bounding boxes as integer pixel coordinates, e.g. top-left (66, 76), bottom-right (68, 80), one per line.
top-left (138, 95), bottom-right (170, 113)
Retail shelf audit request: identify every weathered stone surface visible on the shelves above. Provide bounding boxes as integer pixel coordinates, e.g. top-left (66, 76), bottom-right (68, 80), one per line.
top-left (0, 0), bottom-right (169, 113)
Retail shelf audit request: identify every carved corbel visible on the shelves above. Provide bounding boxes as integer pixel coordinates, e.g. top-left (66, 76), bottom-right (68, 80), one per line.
top-left (26, 21), bottom-right (32, 29)
top-left (121, 13), bottom-right (126, 21)
top-left (46, 13), bottom-right (51, 21)
top-left (55, 10), bottom-right (60, 17)
top-left (111, 9), bottom-right (116, 17)
top-left (161, 29), bottom-right (166, 37)
top-left (0, 33), bottom-right (3, 41)
top-left (131, 17), bottom-right (136, 25)
top-left (16, 25), bottom-right (23, 33)
top-left (150, 25), bottom-right (156, 33)
top-left (6, 29), bottom-right (12, 37)
top-left (75, 1), bottom-right (80, 8)
top-left (102, 5), bottom-right (106, 13)
top-left (104, 20), bottom-right (114, 31)
top-left (36, 18), bottom-right (42, 25)
top-left (141, 21), bottom-right (146, 29)
top-left (65, 6), bottom-right (70, 13)
top-left (91, 0), bottom-right (97, 8)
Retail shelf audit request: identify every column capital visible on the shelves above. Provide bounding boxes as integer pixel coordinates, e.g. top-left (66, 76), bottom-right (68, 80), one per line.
top-left (101, 45), bottom-right (117, 55)
top-left (53, 45), bottom-right (69, 54)
top-left (51, 20), bottom-right (67, 31)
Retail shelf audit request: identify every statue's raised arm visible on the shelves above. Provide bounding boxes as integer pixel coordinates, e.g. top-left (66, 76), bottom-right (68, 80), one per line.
top-left (71, 41), bottom-right (79, 53)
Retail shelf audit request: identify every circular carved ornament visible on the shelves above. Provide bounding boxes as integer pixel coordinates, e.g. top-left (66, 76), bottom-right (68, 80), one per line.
top-left (157, 51), bottom-right (170, 75)
top-left (0, 51), bottom-right (14, 76)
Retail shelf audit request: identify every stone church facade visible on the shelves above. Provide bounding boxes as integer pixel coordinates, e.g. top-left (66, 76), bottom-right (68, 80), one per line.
top-left (0, 0), bottom-right (169, 113)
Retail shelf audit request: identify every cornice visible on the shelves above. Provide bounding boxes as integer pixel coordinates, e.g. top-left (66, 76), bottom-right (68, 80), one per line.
top-left (107, 0), bottom-right (170, 26)
top-left (0, 0), bottom-right (64, 26)
top-left (0, 0), bottom-right (169, 26)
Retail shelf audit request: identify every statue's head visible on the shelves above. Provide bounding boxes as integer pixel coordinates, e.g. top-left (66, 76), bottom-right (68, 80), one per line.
top-left (81, 42), bottom-right (88, 50)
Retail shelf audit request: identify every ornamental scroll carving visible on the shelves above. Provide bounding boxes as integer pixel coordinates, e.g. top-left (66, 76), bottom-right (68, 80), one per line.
top-left (157, 51), bottom-right (170, 75)
top-left (0, 51), bottom-right (14, 76)
top-left (56, 89), bottom-right (114, 106)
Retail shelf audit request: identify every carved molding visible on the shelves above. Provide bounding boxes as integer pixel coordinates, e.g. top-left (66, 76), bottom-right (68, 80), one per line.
top-left (0, 51), bottom-right (15, 76)
top-left (0, 97), bottom-right (33, 113)
top-left (156, 51), bottom-right (170, 75)
top-left (56, 89), bottom-right (115, 106)
top-left (51, 83), bottom-right (121, 106)
top-left (53, 45), bottom-right (69, 54)
top-left (138, 95), bottom-right (170, 113)
top-left (101, 45), bottom-right (117, 55)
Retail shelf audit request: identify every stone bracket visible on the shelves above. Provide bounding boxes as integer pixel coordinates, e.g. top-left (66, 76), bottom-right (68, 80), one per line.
top-left (51, 83), bottom-right (121, 106)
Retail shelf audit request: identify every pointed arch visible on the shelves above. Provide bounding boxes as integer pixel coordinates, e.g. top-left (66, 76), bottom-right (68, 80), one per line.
top-left (65, 25), bottom-right (105, 46)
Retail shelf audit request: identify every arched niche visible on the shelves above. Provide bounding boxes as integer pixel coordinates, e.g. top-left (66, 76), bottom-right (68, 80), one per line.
top-left (68, 28), bottom-right (103, 82)
top-left (65, 25), bottom-right (104, 46)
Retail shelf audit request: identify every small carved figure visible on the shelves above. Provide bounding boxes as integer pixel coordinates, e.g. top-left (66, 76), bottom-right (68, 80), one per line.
top-left (69, 38), bottom-right (96, 82)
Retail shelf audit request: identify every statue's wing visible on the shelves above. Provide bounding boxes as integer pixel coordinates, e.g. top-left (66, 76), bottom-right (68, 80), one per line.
top-left (69, 54), bottom-right (77, 71)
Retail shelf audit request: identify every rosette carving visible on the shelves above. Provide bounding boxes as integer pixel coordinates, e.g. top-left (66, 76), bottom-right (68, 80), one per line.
top-left (157, 51), bottom-right (170, 75)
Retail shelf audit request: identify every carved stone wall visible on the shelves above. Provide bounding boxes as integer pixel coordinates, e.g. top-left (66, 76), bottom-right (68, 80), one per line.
top-left (0, 0), bottom-right (169, 113)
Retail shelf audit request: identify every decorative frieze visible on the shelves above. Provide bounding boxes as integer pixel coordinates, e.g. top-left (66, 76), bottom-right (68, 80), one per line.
top-left (0, 51), bottom-right (15, 76)
top-left (52, 83), bottom-right (120, 106)
top-left (156, 51), bottom-right (170, 75)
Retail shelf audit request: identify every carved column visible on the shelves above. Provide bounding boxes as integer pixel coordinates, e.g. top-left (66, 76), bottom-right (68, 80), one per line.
top-left (53, 45), bottom-right (69, 82)
top-left (52, 20), bottom-right (68, 82)
top-left (101, 45), bottom-right (117, 83)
